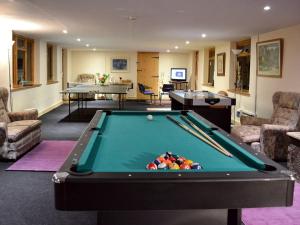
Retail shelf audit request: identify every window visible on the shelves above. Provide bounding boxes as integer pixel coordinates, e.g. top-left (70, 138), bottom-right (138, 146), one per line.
top-left (47, 44), bottom-right (53, 81)
top-left (13, 34), bottom-right (35, 87)
top-left (208, 48), bottom-right (215, 85)
top-left (236, 39), bottom-right (251, 91)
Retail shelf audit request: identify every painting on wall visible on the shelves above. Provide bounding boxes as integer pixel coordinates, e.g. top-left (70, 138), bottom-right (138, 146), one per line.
top-left (111, 57), bottom-right (129, 72)
top-left (217, 53), bottom-right (225, 76)
top-left (257, 39), bottom-right (283, 78)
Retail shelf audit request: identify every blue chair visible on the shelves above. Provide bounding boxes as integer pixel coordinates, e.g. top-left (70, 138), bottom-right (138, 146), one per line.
top-left (138, 83), bottom-right (157, 103)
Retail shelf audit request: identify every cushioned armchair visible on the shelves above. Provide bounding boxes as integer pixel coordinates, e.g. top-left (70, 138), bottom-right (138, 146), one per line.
top-left (0, 87), bottom-right (41, 160)
top-left (232, 91), bottom-right (300, 161)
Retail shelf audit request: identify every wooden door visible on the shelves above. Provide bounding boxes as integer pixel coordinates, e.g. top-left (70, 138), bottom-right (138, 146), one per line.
top-left (137, 52), bottom-right (159, 99)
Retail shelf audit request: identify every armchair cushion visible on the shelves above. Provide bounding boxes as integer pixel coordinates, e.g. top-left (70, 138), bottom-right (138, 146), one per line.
top-left (272, 107), bottom-right (299, 128)
top-left (0, 99), bottom-right (10, 123)
top-left (0, 122), bottom-right (7, 146)
top-left (8, 109), bottom-right (38, 121)
top-left (231, 125), bottom-right (261, 143)
top-left (240, 115), bottom-right (271, 126)
top-left (7, 120), bottom-right (41, 142)
top-left (277, 92), bottom-right (300, 109)
top-left (260, 124), bottom-right (293, 161)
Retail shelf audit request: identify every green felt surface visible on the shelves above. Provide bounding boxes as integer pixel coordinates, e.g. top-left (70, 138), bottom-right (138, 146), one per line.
top-left (78, 111), bottom-right (265, 172)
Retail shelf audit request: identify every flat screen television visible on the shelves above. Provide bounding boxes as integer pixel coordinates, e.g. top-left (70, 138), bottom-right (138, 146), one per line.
top-left (170, 68), bottom-right (187, 81)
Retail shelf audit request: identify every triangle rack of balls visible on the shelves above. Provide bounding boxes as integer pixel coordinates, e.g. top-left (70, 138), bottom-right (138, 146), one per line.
top-left (146, 152), bottom-right (202, 170)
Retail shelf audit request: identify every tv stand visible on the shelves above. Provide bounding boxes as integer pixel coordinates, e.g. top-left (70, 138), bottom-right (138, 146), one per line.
top-left (170, 81), bottom-right (188, 90)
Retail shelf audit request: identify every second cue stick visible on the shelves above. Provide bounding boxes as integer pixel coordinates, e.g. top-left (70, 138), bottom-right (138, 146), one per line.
top-left (166, 115), bottom-right (232, 157)
top-left (180, 115), bottom-right (232, 157)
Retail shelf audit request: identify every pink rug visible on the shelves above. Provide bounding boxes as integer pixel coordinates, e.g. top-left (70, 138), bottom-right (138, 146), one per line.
top-left (6, 140), bottom-right (76, 172)
top-left (243, 183), bottom-right (300, 225)
top-left (6, 140), bottom-right (300, 224)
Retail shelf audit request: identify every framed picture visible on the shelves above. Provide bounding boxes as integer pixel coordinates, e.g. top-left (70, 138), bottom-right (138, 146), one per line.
top-left (257, 39), bottom-right (283, 78)
top-left (111, 57), bottom-right (130, 72)
top-left (217, 53), bottom-right (226, 76)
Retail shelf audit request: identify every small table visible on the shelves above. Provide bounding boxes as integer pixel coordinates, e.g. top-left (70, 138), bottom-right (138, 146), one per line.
top-left (61, 84), bottom-right (129, 117)
top-left (170, 81), bottom-right (188, 90)
top-left (53, 110), bottom-right (294, 225)
top-left (287, 132), bottom-right (300, 180)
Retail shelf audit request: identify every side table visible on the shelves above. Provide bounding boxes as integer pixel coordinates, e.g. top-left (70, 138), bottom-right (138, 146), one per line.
top-left (287, 132), bottom-right (300, 181)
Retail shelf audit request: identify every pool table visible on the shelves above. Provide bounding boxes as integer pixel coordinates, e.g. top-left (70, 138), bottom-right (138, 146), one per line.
top-left (169, 90), bottom-right (236, 132)
top-left (53, 110), bottom-right (294, 225)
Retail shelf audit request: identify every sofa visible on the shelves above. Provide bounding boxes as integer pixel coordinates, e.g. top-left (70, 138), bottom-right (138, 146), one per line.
top-left (0, 87), bottom-right (41, 160)
top-left (231, 91), bottom-right (300, 161)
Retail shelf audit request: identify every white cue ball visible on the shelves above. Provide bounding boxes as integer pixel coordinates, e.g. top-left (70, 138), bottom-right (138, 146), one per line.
top-left (147, 115), bottom-right (153, 121)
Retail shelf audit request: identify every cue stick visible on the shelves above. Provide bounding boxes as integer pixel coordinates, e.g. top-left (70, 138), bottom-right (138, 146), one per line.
top-left (180, 115), bottom-right (232, 157)
top-left (166, 115), bottom-right (232, 157)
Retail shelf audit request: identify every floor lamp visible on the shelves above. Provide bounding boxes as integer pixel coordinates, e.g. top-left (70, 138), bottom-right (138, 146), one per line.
top-left (231, 49), bottom-right (242, 124)
top-left (8, 40), bottom-right (15, 112)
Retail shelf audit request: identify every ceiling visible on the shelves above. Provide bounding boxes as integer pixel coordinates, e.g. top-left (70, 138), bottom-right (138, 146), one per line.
top-left (1, 0), bottom-right (300, 52)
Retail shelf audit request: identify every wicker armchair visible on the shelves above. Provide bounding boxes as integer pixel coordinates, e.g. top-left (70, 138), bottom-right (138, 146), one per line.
top-left (232, 91), bottom-right (300, 161)
top-left (0, 87), bottom-right (41, 160)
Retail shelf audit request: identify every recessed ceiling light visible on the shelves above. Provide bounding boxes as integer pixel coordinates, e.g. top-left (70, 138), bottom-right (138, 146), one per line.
top-left (264, 5), bottom-right (271, 11)
top-left (166, 49), bottom-right (170, 53)
top-left (201, 33), bottom-right (207, 38)
top-left (76, 38), bottom-right (81, 42)
top-left (174, 46), bottom-right (179, 49)
top-left (128, 16), bottom-right (137, 21)
top-left (92, 48), bottom-right (96, 51)
top-left (185, 41), bottom-right (190, 45)
top-left (62, 30), bottom-right (68, 34)
top-left (176, 10), bottom-right (185, 14)
top-left (86, 44), bottom-right (90, 47)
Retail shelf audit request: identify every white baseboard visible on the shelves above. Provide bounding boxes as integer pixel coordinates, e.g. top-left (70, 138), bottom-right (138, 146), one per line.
top-left (38, 100), bottom-right (63, 117)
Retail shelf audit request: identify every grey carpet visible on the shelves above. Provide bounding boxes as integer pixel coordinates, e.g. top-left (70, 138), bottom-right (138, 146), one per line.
top-left (0, 100), bottom-right (170, 225)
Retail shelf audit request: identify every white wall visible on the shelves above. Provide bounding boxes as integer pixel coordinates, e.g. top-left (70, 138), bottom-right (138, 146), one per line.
top-left (70, 51), bottom-right (137, 98)
top-left (0, 29), bottom-right (13, 98)
top-left (158, 52), bottom-right (193, 99)
top-left (159, 52), bottom-right (193, 85)
top-left (70, 51), bottom-right (193, 98)
top-left (197, 42), bottom-right (233, 92)
top-left (0, 29), bottom-right (63, 115)
top-left (251, 24), bottom-right (300, 118)
top-left (197, 23), bottom-right (300, 120)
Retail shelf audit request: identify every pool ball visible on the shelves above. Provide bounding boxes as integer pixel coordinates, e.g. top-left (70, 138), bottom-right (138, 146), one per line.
top-left (165, 159), bottom-right (172, 166)
top-left (153, 159), bottom-right (161, 166)
top-left (157, 157), bottom-right (166, 163)
top-left (184, 159), bottom-right (193, 166)
top-left (180, 164), bottom-right (191, 170)
top-left (147, 115), bottom-right (153, 121)
top-left (191, 162), bottom-right (202, 170)
top-left (169, 163), bottom-right (180, 170)
top-left (172, 154), bottom-right (179, 160)
top-left (166, 151), bottom-right (173, 157)
top-left (176, 158), bottom-right (184, 165)
top-left (146, 163), bottom-right (157, 170)
top-left (158, 162), bottom-right (167, 169)
top-left (169, 156), bottom-right (176, 162)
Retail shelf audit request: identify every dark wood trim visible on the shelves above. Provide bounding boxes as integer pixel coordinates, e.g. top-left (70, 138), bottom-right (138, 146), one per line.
top-left (227, 89), bottom-right (250, 96)
top-left (11, 84), bottom-right (42, 92)
top-left (12, 33), bottom-right (35, 87)
top-left (47, 44), bottom-right (54, 81)
top-left (202, 83), bottom-right (214, 87)
top-left (47, 80), bottom-right (59, 85)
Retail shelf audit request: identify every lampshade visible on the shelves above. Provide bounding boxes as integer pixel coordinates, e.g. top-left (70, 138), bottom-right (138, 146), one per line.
top-left (232, 49), bottom-right (242, 55)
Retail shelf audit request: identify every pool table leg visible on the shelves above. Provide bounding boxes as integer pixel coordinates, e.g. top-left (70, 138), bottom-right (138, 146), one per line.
top-left (97, 209), bottom-right (243, 225)
top-left (228, 209), bottom-right (242, 225)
